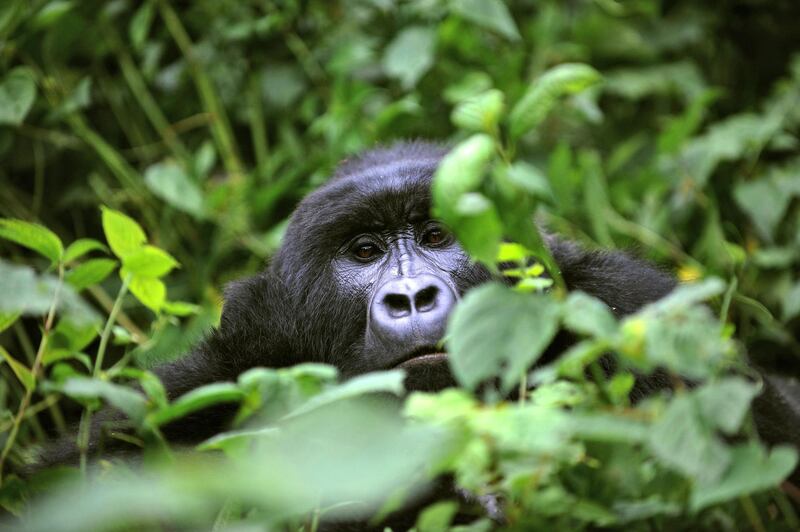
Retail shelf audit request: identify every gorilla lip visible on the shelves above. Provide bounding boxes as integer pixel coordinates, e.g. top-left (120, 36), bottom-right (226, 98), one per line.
top-left (393, 346), bottom-right (447, 369)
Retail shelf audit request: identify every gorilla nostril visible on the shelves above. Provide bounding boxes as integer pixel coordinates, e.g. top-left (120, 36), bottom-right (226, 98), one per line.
top-left (384, 293), bottom-right (412, 317)
top-left (415, 286), bottom-right (439, 312)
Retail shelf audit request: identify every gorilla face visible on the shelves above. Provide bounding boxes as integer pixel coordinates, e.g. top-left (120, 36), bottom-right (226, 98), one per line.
top-left (272, 145), bottom-right (490, 378)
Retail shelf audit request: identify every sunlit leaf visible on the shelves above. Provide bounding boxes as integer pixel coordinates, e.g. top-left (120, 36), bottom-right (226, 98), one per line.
top-left (0, 346), bottom-right (35, 391)
top-left (123, 245), bottom-right (179, 278)
top-left (65, 258), bottom-right (117, 291)
top-left (63, 238), bottom-right (108, 263)
top-left (101, 207), bottom-right (147, 260)
top-left (383, 26), bottom-right (436, 89)
top-left (0, 218), bottom-right (63, 264)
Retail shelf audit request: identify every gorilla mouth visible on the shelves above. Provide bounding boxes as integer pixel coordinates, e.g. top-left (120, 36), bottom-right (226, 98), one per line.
top-left (393, 346), bottom-right (447, 369)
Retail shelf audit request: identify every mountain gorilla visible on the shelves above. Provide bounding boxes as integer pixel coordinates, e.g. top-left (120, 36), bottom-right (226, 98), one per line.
top-left (153, 140), bottom-right (677, 437)
top-left (40, 142), bottom-right (799, 496)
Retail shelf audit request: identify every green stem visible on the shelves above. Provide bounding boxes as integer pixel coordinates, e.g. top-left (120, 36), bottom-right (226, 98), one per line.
top-left (14, 321), bottom-right (66, 433)
top-left (739, 496), bottom-right (765, 532)
top-left (0, 264), bottom-right (64, 485)
top-left (93, 274), bottom-right (132, 377)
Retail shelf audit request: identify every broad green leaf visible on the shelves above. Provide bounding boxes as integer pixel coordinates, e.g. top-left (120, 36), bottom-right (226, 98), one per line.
top-left (0, 260), bottom-right (100, 324)
top-left (144, 161), bottom-right (206, 218)
top-left (147, 382), bottom-right (245, 427)
top-left (0, 66), bottom-right (37, 125)
top-left (447, 283), bottom-right (561, 391)
top-left (46, 318), bottom-right (98, 356)
top-left (648, 394), bottom-right (730, 484)
top-left (59, 377), bottom-right (147, 423)
top-left (451, 89), bottom-right (505, 133)
top-left (0, 346), bottom-right (35, 391)
top-left (63, 238), bottom-right (108, 263)
top-left (382, 26), bottom-right (436, 89)
top-left (643, 277), bottom-right (725, 314)
top-left (197, 427), bottom-right (279, 457)
top-left (504, 162), bottom-right (554, 201)
top-left (450, 0), bottom-right (520, 41)
top-left (0, 218), bottom-right (63, 264)
top-left (123, 245), bottom-right (179, 278)
top-left (694, 377), bottom-right (758, 434)
top-left (443, 72), bottom-right (493, 104)
top-left (452, 193), bottom-right (503, 264)
top-left (509, 63), bottom-right (601, 140)
top-left (66, 258), bottom-right (117, 291)
top-left (432, 134), bottom-right (494, 220)
top-left (0, 312), bottom-right (20, 333)
top-left (101, 207), bottom-right (147, 259)
top-left (690, 443), bottom-right (798, 510)
top-left (126, 271), bottom-right (166, 313)
top-left (42, 349), bottom-right (92, 371)
top-left (562, 291), bottom-right (618, 339)
top-left (283, 370), bottom-right (406, 420)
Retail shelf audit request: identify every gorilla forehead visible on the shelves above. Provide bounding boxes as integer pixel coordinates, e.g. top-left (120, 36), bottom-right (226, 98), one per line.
top-left (288, 146), bottom-right (446, 243)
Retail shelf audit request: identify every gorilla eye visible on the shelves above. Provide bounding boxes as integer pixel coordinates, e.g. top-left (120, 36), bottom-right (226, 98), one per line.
top-left (422, 225), bottom-right (450, 247)
top-left (352, 242), bottom-right (380, 261)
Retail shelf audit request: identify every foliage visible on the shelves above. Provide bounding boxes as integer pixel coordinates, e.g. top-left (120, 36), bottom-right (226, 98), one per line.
top-left (1, 0), bottom-right (800, 530)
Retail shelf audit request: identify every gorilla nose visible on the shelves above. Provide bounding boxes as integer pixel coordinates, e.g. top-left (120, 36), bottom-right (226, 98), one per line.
top-left (370, 274), bottom-right (457, 344)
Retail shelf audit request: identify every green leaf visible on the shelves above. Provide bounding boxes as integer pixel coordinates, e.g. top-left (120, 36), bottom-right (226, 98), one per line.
top-left (283, 370), bottom-right (406, 420)
top-left (0, 218), bottom-right (63, 264)
top-left (383, 26), bottom-right (436, 89)
top-left (59, 377), bottom-right (148, 423)
top-left (101, 207), bottom-right (147, 260)
top-left (63, 238), bottom-right (108, 263)
top-left (0, 346), bottom-right (35, 391)
top-left (0, 312), bottom-right (20, 333)
top-left (451, 89), bottom-right (505, 133)
top-left (504, 162), bottom-right (554, 201)
top-left (782, 281), bottom-right (800, 321)
top-left (690, 443), bottom-right (798, 510)
top-left (452, 193), bottom-right (503, 264)
top-left (0, 66), bottom-right (37, 126)
top-left (450, 0), bottom-right (520, 41)
top-left (432, 134), bottom-right (494, 220)
top-left (447, 283), bottom-right (561, 391)
top-left (144, 161), bottom-right (206, 218)
top-left (162, 300), bottom-right (201, 317)
top-left (123, 245), bottom-right (179, 278)
top-left (125, 270), bottom-right (166, 313)
top-left (147, 382), bottom-right (245, 427)
top-left (509, 63), bottom-right (601, 140)
top-left (694, 377), bottom-right (758, 434)
top-left (66, 258), bottom-right (117, 291)
top-left (416, 501), bottom-right (459, 532)
top-left (129, 0), bottom-right (155, 51)
top-left (644, 277), bottom-right (725, 314)
top-left (31, 1), bottom-right (72, 28)
top-left (648, 394), bottom-right (730, 484)
top-left (562, 291), bottom-right (618, 339)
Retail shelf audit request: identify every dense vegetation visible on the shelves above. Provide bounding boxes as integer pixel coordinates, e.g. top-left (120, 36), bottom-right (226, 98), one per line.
top-left (1, 0), bottom-right (799, 530)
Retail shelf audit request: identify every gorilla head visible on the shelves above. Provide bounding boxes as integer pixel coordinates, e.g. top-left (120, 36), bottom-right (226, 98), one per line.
top-left (272, 142), bottom-right (489, 379)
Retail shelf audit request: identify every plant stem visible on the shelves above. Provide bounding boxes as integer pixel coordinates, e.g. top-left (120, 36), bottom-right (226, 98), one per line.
top-left (739, 496), bottom-right (765, 532)
top-left (93, 274), bottom-right (132, 377)
top-left (0, 264), bottom-right (64, 485)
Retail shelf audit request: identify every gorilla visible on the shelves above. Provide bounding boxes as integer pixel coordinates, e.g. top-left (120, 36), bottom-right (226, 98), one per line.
top-left (38, 141), bottom-right (799, 511)
top-left (152, 141), bottom-right (678, 442)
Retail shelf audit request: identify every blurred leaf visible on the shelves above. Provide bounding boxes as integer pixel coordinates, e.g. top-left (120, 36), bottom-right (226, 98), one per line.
top-left (101, 207), bottom-right (147, 260)
top-left (65, 258), bottom-right (117, 291)
top-left (509, 63), bottom-right (601, 140)
top-left (31, 1), bottom-right (72, 28)
top-left (451, 89), bottom-right (504, 133)
top-left (148, 382), bottom-right (245, 427)
top-left (452, 192), bottom-right (503, 263)
top-left (604, 61), bottom-right (705, 101)
top-left (0, 218), bottom-right (63, 264)
top-left (0, 312), bottom-right (20, 333)
top-left (162, 300), bottom-right (201, 317)
top-left (690, 443), bottom-right (798, 510)
top-left (59, 377), bottom-right (147, 422)
top-left (432, 134), bottom-right (494, 220)
top-left (448, 283), bottom-right (560, 391)
top-left (504, 162), bottom-right (553, 201)
top-left (0, 66), bottom-right (37, 125)
top-left (144, 161), bottom-right (206, 218)
top-left (63, 238), bottom-right (108, 263)
top-left (129, 0), bottom-right (155, 51)
top-left (0, 346), bottom-right (35, 391)
top-left (383, 26), bottom-right (436, 89)
top-left (782, 281), bottom-right (800, 321)
top-left (283, 370), bottom-right (405, 420)
top-left (562, 291), bottom-right (617, 339)
top-left (416, 500), bottom-right (459, 532)
top-left (123, 245), bottom-right (179, 278)
top-left (694, 377), bottom-right (758, 434)
top-left (450, 0), bottom-right (520, 41)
